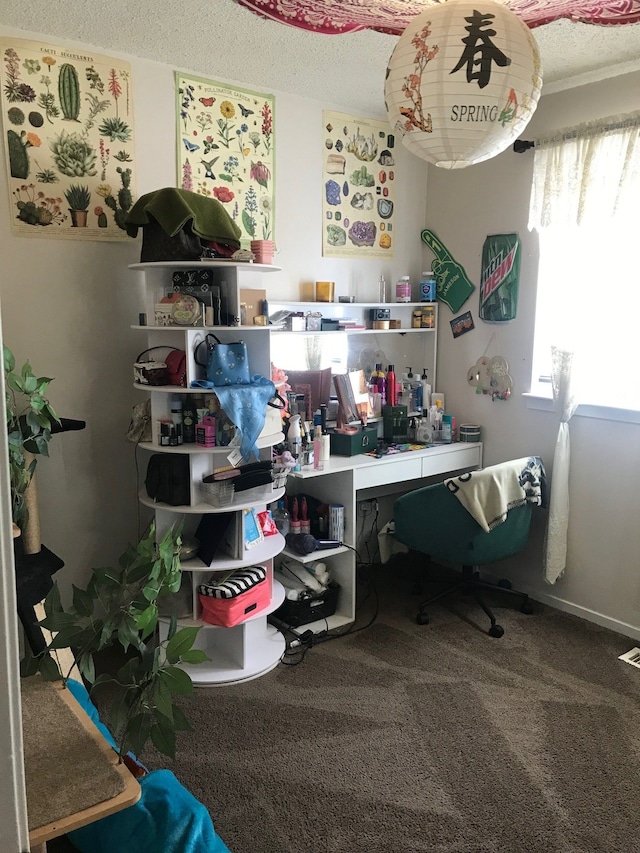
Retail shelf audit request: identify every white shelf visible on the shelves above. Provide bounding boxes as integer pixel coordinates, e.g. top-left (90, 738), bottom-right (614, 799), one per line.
top-left (139, 485), bottom-right (285, 514)
top-left (270, 327), bottom-right (432, 335)
top-left (280, 544), bottom-right (349, 563)
top-left (137, 432), bottom-right (284, 452)
top-left (132, 324), bottom-right (271, 332)
top-left (273, 301), bottom-right (434, 307)
top-left (130, 261), bottom-right (281, 273)
top-left (181, 531), bottom-right (285, 571)
top-left (163, 581), bottom-right (287, 686)
top-left (182, 626), bottom-right (286, 686)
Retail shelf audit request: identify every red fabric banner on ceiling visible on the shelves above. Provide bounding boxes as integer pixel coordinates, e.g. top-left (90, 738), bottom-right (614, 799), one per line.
top-left (234, 0), bottom-right (640, 36)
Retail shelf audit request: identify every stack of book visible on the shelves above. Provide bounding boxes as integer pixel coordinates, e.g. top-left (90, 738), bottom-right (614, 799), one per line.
top-left (338, 318), bottom-right (367, 331)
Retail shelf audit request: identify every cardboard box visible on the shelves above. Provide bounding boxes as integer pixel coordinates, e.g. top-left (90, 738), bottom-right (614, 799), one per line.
top-left (330, 426), bottom-right (378, 456)
top-left (240, 288), bottom-right (267, 325)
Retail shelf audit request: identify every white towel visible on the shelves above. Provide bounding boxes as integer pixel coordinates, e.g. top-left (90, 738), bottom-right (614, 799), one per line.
top-left (445, 456), bottom-right (546, 533)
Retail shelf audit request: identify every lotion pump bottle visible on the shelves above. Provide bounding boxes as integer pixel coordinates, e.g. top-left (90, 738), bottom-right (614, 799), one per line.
top-left (420, 369), bottom-right (432, 413)
top-left (288, 414), bottom-right (302, 466)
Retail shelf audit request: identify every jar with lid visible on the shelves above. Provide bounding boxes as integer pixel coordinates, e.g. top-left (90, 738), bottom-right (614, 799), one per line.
top-left (421, 305), bottom-right (435, 329)
top-left (419, 271), bottom-right (437, 302)
top-left (395, 275), bottom-right (411, 302)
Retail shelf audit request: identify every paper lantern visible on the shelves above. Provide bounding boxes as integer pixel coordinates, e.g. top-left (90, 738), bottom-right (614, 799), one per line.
top-left (384, 0), bottom-right (542, 169)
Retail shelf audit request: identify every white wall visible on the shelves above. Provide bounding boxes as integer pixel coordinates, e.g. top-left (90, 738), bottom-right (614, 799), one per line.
top-left (0, 24), bottom-right (427, 602)
top-left (426, 70), bottom-right (640, 640)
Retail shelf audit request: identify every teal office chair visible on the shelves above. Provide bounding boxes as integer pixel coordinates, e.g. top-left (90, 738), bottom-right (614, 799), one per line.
top-left (394, 465), bottom-right (541, 637)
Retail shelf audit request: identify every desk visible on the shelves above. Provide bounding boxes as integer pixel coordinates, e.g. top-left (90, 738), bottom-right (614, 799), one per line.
top-left (21, 676), bottom-right (141, 852)
top-left (283, 441), bottom-right (483, 632)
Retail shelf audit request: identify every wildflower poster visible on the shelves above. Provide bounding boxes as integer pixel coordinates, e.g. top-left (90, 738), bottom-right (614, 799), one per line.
top-left (322, 110), bottom-right (396, 259)
top-left (0, 38), bottom-right (135, 241)
top-left (175, 73), bottom-right (275, 248)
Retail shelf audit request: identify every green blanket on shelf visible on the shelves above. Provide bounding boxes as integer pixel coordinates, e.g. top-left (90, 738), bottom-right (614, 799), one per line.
top-left (125, 187), bottom-right (242, 246)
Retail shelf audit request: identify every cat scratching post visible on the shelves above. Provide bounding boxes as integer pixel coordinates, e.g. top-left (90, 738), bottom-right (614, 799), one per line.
top-left (22, 452), bottom-right (41, 555)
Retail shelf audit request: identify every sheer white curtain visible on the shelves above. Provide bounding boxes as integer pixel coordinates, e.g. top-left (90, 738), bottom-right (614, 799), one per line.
top-left (529, 113), bottom-right (640, 231)
top-left (529, 112), bottom-right (640, 584)
top-left (544, 347), bottom-right (578, 584)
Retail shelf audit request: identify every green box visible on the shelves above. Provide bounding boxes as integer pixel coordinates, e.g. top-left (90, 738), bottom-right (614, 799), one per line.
top-left (330, 426), bottom-right (378, 457)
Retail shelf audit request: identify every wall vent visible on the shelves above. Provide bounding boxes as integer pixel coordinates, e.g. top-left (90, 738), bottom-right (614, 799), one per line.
top-left (618, 648), bottom-right (640, 668)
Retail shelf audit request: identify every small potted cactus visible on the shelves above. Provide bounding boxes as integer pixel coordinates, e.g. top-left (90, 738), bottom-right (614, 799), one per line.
top-left (64, 183), bottom-right (91, 227)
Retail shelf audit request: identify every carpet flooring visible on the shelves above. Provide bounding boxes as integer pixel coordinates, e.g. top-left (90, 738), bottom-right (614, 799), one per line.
top-left (134, 562), bottom-right (640, 853)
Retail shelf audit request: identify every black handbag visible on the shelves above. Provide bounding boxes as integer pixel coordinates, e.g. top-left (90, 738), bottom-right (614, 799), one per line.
top-left (145, 454), bottom-right (190, 506)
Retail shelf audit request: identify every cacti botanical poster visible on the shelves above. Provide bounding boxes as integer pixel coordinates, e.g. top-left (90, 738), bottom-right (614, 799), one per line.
top-left (175, 72), bottom-right (275, 248)
top-left (322, 111), bottom-right (396, 259)
top-left (0, 38), bottom-right (136, 240)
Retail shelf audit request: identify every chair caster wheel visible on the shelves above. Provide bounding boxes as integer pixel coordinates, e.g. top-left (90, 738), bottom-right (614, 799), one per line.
top-left (488, 623), bottom-right (504, 638)
top-left (521, 600), bottom-right (534, 615)
top-left (416, 611), bottom-right (430, 625)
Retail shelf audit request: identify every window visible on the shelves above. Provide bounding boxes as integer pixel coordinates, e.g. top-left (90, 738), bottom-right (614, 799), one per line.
top-left (269, 333), bottom-right (348, 374)
top-left (529, 112), bottom-right (640, 411)
top-left (532, 220), bottom-right (640, 409)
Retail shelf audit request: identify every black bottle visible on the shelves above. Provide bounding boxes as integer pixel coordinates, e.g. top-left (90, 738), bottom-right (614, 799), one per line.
top-left (182, 397), bottom-right (196, 443)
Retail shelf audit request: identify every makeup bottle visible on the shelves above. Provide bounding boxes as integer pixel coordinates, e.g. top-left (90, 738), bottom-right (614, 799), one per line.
top-left (290, 496), bottom-right (301, 535)
top-left (386, 364), bottom-right (397, 407)
top-left (181, 397), bottom-right (196, 443)
top-left (313, 425), bottom-right (324, 471)
top-left (371, 363), bottom-right (386, 400)
top-left (300, 496), bottom-right (311, 533)
top-left (170, 397), bottom-right (183, 445)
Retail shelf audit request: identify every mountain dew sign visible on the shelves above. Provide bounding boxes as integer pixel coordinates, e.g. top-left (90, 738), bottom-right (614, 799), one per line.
top-left (479, 233), bottom-right (521, 322)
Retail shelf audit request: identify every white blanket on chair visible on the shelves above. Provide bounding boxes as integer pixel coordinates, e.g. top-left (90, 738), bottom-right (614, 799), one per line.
top-left (444, 456), bottom-right (546, 533)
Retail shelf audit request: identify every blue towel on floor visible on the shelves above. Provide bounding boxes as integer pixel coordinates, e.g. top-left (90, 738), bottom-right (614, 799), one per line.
top-left (68, 769), bottom-right (231, 853)
top-left (192, 375), bottom-right (275, 462)
top-left (65, 680), bottom-right (231, 853)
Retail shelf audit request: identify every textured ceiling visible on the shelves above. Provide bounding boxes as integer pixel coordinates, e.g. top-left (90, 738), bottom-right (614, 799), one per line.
top-left (2, 0), bottom-right (640, 116)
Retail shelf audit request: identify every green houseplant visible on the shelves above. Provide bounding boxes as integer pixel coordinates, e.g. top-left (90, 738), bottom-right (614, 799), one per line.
top-left (22, 521), bottom-right (208, 760)
top-left (5, 347), bottom-right (205, 760)
top-left (3, 345), bottom-right (59, 530)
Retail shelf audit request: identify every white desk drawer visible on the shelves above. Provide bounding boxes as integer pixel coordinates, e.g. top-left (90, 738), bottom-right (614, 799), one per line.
top-left (354, 457), bottom-right (422, 491)
top-left (421, 445), bottom-right (482, 478)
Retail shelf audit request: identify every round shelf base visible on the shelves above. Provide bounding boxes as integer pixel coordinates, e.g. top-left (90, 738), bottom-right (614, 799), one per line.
top-left (184, 625), bottom-right (285, 686)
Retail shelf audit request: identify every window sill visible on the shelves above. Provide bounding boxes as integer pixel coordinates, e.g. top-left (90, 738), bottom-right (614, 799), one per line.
top-left (523, 393), bottom-right (640, 424)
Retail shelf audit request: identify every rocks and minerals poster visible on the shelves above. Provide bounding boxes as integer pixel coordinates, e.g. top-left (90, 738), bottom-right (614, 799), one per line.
top-left (322, 110), bottom-right (396, 259)
top-left (1, 38), bottom-right (135, 241)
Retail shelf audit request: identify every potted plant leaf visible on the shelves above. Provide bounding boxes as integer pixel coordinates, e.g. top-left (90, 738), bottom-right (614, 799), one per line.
top-left (22, 521), bottom-right (209, 761)
top-left (3, 345), bottom-right (59, 535)
top-left (64, 183), bottom-right (91, 227)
